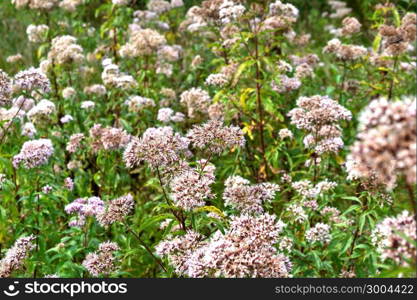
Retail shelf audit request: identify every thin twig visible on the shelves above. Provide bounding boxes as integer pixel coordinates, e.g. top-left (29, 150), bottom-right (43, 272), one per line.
top-left (388, 55), bottom-right (399, 100)
top-left (0, 97), bottom-right (27, 145)
top-left (125, 224), bottom-right (167, 273)
top-left (155, 167), bottom-right (186, 230)
top-left (33, 176), bottom-right (40, 278)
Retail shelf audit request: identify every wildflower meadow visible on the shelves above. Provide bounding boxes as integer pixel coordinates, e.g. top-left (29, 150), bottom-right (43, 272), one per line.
top-left (0, 0), bottom-right (416, 279)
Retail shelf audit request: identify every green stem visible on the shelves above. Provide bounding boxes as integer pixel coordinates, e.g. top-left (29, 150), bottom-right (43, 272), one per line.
top-left (338, 61), bottom-right (348, 103)
top-left (155, 167), bottom-right (186, 230)
top-left (33, 176), bottom-right (41, 278)
top-left (388, 55), bottom-right (399, 100)
top-left (405, 182), bottom-right (416, 218)
top-left (125, 223), bottom-right (167, 273)
top-left (253, 33), bottom-right (269, 180)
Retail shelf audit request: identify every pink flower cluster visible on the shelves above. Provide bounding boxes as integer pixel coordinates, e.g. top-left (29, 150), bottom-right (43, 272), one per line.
top-left (65, 196), bottom-right (104, 227)
top-left (13, 138), bottom-right (54, 169)
top-left (288, 95), bottom-right (351, 155)
top-left (223, 175), bottom-right (280, 213)
top-left (156, 213), bottom-right (291, 278)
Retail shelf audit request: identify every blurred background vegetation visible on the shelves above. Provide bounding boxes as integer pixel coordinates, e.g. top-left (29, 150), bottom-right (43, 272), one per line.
top-left (1, 0), bottom-right (416, 70)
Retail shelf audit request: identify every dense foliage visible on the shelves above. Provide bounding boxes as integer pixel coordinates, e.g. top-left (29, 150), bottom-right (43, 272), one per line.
top-left (0, 0), bottom-right (416, 278)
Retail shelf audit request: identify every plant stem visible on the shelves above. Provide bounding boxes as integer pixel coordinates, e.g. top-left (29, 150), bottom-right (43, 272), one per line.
top-left (338, 61), bottom-right (348, 103)
top-left (12, 168), bottom-right (21, 214)
top-left (312, 130), bottom-right (320, 183)
top-left (253, 33), bottom-right (269, 180)
top-left (313, 155), bottom-right (318, 184)
top-left (67, 69), bottom-right (73, 86)
top-left (198, 150), bottom-right (214, 179)
top-left (33, 176), bottom-right (41, 278)
top-left (51, 62), bottom-right (59, 99)
top-left (155, 167), bottom-right (186, 230)
top-left (83, 224), bottom-right (89, 249)
top-left (112, 28), bottom-right (118, 63)
top-left (405, 182), bottom-right (416, 218)
top-left (0, 97), bottom-right (28, 145)
top-left (125, 223), bottom-right (167, 273)
top-left (155, 167), bottom-right (171, 205)
top-left (388, 55), bottom-right (399, 100)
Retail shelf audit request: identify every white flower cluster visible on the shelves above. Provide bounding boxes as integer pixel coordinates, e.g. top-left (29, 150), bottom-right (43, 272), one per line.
top-left (223, 175), bottom-right (280, 213)
top-left (13, 138), bottom-right (54, 169)
top-left (170, 161), bottom-right (216, 211)
top-left (84, 84), bottom-right (107, 96)
top-left (291, 179), bottom-right (337, 199)
top-left (305, 223), bottom-right (331, 244)
top-left (119, 28), bottom-right (167, 58)
top-left (97, 194), bottom-right (135, 227)
top-left (27, 99), bottom-right (56, 123)
top-left (26, 24), bottom-right (49, 43)
top-left (156, 213), bottom-right (291, 278)
top-left (346, 96), bottom-right (416, 190)
top-left (21, 122), bottom-right (37, 138)
top-left (218, 0), bottom-right (245, 24)
top-left (147, 0), bottom-right (172, 14)
top-left (187, 120), bottom-right (245, 154)
top-left (12, 0), bottom-right (58, 10)
top-left (269, 0), bottom-right (299, 19)
top-left (278, 128), bottom-right (293, 139)
top-left (286, 203), bottom-right (307, 224)
top-left (48, 35), bottom-right (84, 65)
top-left (59, 0), bottom-right (84, 12)
top-left (323, 38), bottom-right (368, 61)
top-left (89, 124), bottom-right (131, 152)
top-left (82, 241), bottom-right (120, 277)
top-left (371, 210), bottom-right (416, 266)
top-left (13, 67), bottom-right (51, 94)
top-left (288, 95), bottom-right (351, 155)
top-left (157, 108), bottom-right (185, 123)
top-left (180, 87), bottom-right (212, 118)
top-left (0, 235), bottom-right (36, 278)
top-left (123, 126), bottom-right (189, 169)
top-left (0, 69), bottom-right (12, 106)
top-left (101, 60), bottom-right (137, 89)
top-left (262, 0), bottom-right (299, 31)
top-left (125, 95), bottom-right (155, 112)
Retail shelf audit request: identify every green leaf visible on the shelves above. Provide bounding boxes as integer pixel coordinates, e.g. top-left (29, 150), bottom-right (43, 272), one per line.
top-left (194, 206), bottom-right (225, 218)
top-left (120, 118), bottom-right (133, 132)
top-left (138, 214), bottom-right (172, 231)
top-left (392, 8), bottom-right (401, 27)
top-left (359, 214), bottom-right (367, 234)
top-left (341, 196), bottom-right (362, 204)
top-left (372, 33), bottom-right (382, 52)
top-left (232, 60), bottom-right (256, 86)
top-left (239, 88), bottom-right (254, 109)
top-left (340, 235), bottom-right (354, 254)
